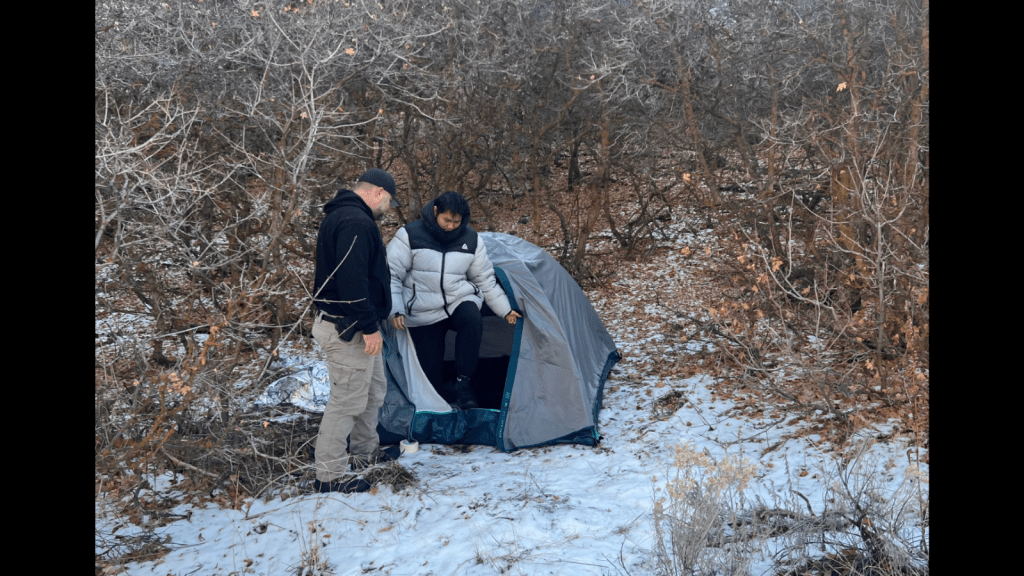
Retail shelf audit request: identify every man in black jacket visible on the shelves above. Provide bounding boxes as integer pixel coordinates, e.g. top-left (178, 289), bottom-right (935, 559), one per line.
top-left (310, 168), bottom-right (401, 493)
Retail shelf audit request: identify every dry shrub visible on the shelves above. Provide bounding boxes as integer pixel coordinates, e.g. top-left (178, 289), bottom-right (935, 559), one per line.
top-left (772, 442), bottom-right (929, 576)
top-left (651, 442), bottom-right (928, 576)
top-left (652, 443), bottom-right (760, 576)
top-left (362, 461), bottom-right (419, 493)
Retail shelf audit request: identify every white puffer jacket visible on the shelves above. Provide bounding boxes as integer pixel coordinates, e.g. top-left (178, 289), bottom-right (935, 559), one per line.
top-left (387, 209), bottom-right (512, 328)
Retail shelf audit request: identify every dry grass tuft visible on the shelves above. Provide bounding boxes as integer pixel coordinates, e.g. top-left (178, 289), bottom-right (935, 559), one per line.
top-left (362, 461), bottom-right (419, 492)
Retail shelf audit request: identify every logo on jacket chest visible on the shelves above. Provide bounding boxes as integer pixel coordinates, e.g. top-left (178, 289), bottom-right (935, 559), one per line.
top-left (442, 241), bottom-right (474, 254)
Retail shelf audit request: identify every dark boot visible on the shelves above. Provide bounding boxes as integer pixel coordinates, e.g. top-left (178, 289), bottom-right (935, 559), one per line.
top-left (452, 375), bottom-right (478, 409)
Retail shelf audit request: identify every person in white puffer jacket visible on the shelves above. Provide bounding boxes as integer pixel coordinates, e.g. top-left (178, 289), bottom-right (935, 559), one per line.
top-left (387, 191), bottom-right (521, 409)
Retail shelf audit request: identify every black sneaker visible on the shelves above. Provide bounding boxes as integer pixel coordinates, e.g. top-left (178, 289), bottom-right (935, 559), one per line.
top-left (453, 375), bottom-right (479, 409)
top-left (452, 397), bottom-right (479, 410)
top-left (349, 445), bottom-right (401, 472)
top-left (312, 475), bottom-right (373, 493)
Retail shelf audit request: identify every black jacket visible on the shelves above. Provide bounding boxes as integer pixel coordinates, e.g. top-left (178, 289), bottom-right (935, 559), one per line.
top-left (313, 189), bottom-right (392, 340)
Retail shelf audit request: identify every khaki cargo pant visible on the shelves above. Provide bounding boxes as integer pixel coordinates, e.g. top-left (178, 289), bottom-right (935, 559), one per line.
top-left (311, 314), bottom-right (387, 482)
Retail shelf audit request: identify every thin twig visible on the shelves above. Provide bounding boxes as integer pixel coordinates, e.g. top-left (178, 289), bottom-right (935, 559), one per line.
top-left (160, 446), bottom-right (219, 479)
top-left (256, 235), bottom-right (358, 382)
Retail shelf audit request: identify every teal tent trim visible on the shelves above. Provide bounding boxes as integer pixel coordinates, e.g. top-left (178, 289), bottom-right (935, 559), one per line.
top-left (492, 266), bottom-right (522, 452)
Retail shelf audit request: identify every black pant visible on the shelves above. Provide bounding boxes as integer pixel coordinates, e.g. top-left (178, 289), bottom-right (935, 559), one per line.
top-left (408, 301), bottom-right (482, 391)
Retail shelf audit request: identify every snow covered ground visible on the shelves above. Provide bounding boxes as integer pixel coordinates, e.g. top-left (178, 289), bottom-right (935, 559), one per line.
top-left (96, 338), bottom-right (926, 576)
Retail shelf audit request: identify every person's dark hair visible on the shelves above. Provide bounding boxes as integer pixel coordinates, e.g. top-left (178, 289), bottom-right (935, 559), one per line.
top-left (433, 191), bottom-right (470, 218)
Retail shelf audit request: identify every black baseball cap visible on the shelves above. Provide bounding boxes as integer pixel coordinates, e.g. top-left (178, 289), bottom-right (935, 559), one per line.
top-left (358, 168), bottom-right (401, 207)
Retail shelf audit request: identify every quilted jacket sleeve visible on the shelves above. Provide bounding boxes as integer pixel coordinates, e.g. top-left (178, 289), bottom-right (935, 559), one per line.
top-left (386, 227), bottom-right (413, 317)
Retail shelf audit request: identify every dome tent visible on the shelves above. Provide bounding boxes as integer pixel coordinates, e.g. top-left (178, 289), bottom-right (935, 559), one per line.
top-left (377, 232), bottom-right (621, 451)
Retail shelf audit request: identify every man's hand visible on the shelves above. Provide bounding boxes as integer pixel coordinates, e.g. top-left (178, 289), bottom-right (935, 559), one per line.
top-left (391, 314), bottom-right (406, 330)
top-left (363, 331), bottom-right (383, 355)
top-left (505, 310), bottom-right (522, 325)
